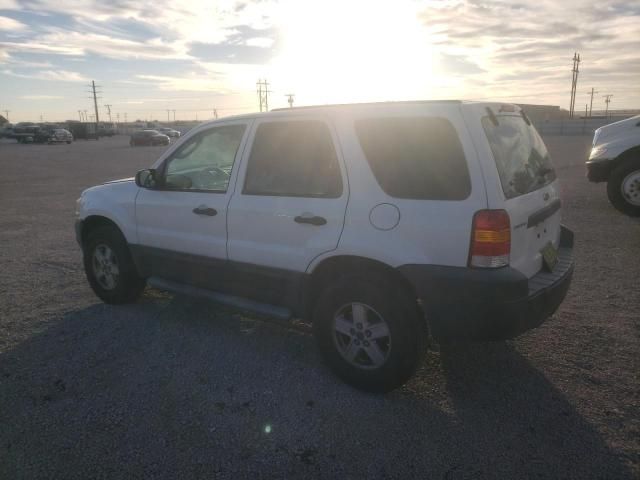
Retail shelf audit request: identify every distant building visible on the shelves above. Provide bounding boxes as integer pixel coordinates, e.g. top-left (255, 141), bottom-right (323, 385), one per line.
top-left (0, 115), bottom-right (7, 125)
top-left (517, 104), bottom-right (570, 123)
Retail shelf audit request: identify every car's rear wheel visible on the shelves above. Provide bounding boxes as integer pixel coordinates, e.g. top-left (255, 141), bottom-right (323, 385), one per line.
top-left (313, 274), bottom-right (426, 392)
top-left (83, 226), bottom-right (146, 304)
top-left (607, 157), bottom-right (640, 217)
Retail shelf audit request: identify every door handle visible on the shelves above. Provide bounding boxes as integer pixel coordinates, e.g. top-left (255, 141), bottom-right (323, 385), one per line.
top-left (193, 206), bottom-right (218, 216)
top-left (294, 215), bottom-right (327, 226)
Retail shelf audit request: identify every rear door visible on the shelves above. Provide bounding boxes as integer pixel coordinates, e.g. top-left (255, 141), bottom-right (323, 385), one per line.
top-left (226, 116), bottom-right (347, 298)
top-left (465, 104), bottom-right (561, 278)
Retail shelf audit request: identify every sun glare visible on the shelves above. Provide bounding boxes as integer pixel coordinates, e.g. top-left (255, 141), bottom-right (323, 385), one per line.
top-left (272, 0), bottom-right (436, 105)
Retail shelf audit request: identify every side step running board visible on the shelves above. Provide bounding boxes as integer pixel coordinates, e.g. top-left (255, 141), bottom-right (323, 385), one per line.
top-left (147, 277), bottom-right (292, 321)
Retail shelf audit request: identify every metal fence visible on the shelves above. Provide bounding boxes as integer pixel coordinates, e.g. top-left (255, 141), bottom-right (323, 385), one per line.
top-left (533, 118), bottom-right (616, 136)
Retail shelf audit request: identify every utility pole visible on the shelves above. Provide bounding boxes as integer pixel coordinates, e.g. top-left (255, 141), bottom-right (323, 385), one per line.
top-left (78, 110), bottom-right (83, 122)
top-left (172, 110), bottom-right (176, 121)
top-left (3, 110), bottom-right (9, 122)
top-left (124, 113), bottom-right (128, 123)
top-left (85, 80), bottom-right (100, 140)
top-left (603, 94), bottom-right (613, 118)
top-left (90, 80), bottom-right (100, 129)
top-left (116, 113), bottom-right (120, 124)
top-left (569, 52), bottom-right (580, 118)
top-left (166, 109), bottom-right (170, 122)
top-left (256, 79), bottom-right (271, 112)
top-left (104, 104), bottom-right (113, 123)
top-left (213, 108), bottom-right (218, 119)
top-left (587, 88), bottom-right (598, 117)
top-left (285, 93), bottom-right (295, 108)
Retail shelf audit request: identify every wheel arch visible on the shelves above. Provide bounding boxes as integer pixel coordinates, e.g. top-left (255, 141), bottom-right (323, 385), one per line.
top-left (614, 145), bottom-right (640, 164)
top-left (80, 215), bottom-right (124, 247)
top-left (305, 255), bottom-right (427, 333)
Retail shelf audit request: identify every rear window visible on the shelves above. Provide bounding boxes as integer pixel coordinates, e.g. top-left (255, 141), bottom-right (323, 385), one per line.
top-left (482, 115), bottom-right (556, 199)
top-left (354, 117), bottom-right (471, 200)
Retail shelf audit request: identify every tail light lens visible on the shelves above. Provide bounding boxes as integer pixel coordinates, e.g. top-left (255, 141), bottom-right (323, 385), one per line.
top-left (469, 209), bottom-right (511, 268)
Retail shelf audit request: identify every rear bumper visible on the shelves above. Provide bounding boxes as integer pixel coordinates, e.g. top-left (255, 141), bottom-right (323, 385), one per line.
top-left (586, 159), bottom-right (614, 182)
top-left (399, 226), bottom-right (575, 341)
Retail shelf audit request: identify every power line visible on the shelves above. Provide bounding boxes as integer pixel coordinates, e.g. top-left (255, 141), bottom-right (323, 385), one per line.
top-left (569, 52), bottom-right (581, 118)
top-left (603, 94), bottom-right (613, 118)
top-left (587, 88), bottom-right (599, 117)
top-left (104, 104), bottom-right (113, 123)
top-left (256, 79), bottom-right (271, 112)
top-left (285, 93), bottom-right (295, 108)
top-left (88, 80), bottom-right (101, 132)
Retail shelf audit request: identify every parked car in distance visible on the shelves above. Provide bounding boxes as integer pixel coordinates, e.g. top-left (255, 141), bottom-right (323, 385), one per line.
top-left (587, 114), bottom-right (640, 216)
top-left (129, 130), bottom-right (170, 146)
top-left (157, 127), bottom-right (181, 138)
top-left (76, 101), bottom-right (575, 392)
top-left (48, 128), bottom-right (73, 144)
top-left (0, 123), bottom-right (14, 138)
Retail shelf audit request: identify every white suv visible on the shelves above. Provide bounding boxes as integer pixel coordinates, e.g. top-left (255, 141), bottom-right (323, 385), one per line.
top-left (587, 114), bottom-right (640, 216)
top-left (76, 101), bottom-right (574, 392)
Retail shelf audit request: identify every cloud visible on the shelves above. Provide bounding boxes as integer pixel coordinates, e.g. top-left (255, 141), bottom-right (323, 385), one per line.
top-left (419, 0), bottom-right (640, 105)
top-left (2, 68), bottom-right (88, 82)
top-left (20, 94), bottom-right (64, 99)
top-left (0, 15), bottom-right (25, 31)
top-left (136, 74), bottom-right (227, 92)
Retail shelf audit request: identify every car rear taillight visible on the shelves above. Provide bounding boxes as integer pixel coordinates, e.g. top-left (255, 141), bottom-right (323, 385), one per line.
top-left (469, 209), bottom-right (511, 268)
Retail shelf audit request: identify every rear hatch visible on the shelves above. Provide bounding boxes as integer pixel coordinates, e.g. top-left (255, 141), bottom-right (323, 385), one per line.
top-left (467, 104), bottom-right (562, 278)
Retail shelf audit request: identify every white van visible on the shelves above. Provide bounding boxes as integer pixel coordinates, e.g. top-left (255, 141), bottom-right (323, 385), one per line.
top-left (76, 101), bottom-right (574, 392)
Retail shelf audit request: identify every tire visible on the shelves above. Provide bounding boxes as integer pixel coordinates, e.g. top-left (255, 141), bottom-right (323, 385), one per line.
top-left (313, 274), bottom-right (426, 392)
top-left (607, 157), bottom-right (640, 217)
top-left (83, 226), bottom-right (146, 304)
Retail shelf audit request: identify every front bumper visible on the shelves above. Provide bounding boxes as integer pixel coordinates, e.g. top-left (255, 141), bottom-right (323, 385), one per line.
top-left (399, 226), bottom-right (575, 341)
top-left (75, 219), bottom-right (83, 247)
top-left (586, 159), bottom-right (614, 182)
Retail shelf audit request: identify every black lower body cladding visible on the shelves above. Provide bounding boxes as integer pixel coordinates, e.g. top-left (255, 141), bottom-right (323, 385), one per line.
top-left (586, 159), bottom-right (614, 182)
top-left (399, 226), bottom-right (575, 341)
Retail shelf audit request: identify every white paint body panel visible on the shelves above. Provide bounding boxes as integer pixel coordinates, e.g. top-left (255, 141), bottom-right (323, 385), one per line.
top-left (77, 180), bottom-right (140, 243)
top-left (226, 115), bottom-right (348, 272)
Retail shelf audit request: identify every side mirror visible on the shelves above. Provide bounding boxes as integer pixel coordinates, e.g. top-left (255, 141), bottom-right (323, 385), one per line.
top-left (135, 169), bottom-right (157, 188)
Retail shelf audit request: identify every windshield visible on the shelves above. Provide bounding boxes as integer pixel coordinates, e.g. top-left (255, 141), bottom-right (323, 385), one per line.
top-left (482, 115), bottom-right (556, 199)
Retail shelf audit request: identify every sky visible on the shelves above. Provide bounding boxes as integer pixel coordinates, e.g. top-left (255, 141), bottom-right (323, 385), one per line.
top-left (0, 0), bottom-right (639, 122)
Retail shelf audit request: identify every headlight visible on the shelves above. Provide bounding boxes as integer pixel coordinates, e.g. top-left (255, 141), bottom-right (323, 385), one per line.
top-left (589, 145), bottom-right (608, 160)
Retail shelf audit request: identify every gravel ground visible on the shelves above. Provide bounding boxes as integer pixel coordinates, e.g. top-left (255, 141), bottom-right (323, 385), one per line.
top-left (0, 135), bottom-right (638, 479)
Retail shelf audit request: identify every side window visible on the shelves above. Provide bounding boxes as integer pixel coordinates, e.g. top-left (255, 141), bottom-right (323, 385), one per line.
top-left (243, 120), bottom-right (342, 198)
top-left (355, 117), bottom-right (471, 200)
top-left (164, 124), bottom-right (246, 192)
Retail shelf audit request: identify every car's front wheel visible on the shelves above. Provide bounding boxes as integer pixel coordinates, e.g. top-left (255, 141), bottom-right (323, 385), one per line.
top-left (607, 157), bottom-right (640, 217)
top-left (83, 226), bottom-right (146, 304)
top-left (313, 274), bottom-right (426, 392)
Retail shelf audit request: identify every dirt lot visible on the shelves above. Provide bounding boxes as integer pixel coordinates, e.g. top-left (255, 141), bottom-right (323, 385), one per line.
top-left (1, 135), bottom-right (638, 479)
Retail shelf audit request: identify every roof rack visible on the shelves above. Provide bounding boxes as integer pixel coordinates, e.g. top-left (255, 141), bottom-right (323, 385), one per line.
top-left (271, 99), bottom-right (462, 112)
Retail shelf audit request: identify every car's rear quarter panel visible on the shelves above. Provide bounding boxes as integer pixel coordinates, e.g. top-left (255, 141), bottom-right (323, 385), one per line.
top-left (309, 104), bottom-right (488, 271)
